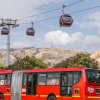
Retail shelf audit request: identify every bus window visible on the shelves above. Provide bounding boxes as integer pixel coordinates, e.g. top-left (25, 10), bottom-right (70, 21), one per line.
top-left (67, 87), bottom-right (72, 95)
top-left (61, 72), bottom-right (67, 96)
top-left (7, 74), bottom-right (11, 85)
top-left (61, 72), bottom-right (73, 96)
top-left (62, 72), bottom-right (66, 86)
top-left (26, 73), bottom-right (37, 95)
top-left (68, 72), bottom-right (73, 86)
top-left (0, 74), bottom-right (7, 85)
top-left (22, 74), bottom-right (27, 86)
top-left (73, 71), bottom-right (82, 85)
top-left (27, 74), bottom-right (32, 94)
top-left (67, 72), bottom-right (73, 95)
top-left (32, 74), bottom-right (37, 94)
top-left (38, 73), bottom-right (46, 85)
top-left (47, 73), bottom-right (60, 85)
top-left (86, 69), bottom-right (100, 86)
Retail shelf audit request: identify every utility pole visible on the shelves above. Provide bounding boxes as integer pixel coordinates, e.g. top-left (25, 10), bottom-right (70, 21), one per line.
top-left (0, 18), bottom-right (19, 68)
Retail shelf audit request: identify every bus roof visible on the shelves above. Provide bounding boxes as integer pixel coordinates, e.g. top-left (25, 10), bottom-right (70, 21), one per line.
top-left (23, 67), bottom-right (89, 73)
top-left (0, 67), bottom-right (95, 74)
top-left (0, 70), bottom-right (13, 74)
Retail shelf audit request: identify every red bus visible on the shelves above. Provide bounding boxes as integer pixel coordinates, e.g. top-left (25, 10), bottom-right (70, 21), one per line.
top-left (0, 67), bottom-right (100, 100)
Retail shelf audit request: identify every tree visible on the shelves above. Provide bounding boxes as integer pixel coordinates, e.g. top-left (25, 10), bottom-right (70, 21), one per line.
top-left (68, 53), bottom-right (98, 69)
top-left (8, 56), bottom-right (49, 70)
top-left (0, 63), bottom-right (5, 69)
top-left (54, 58), bottom-right (71, 68)
top-left (54, 53), bottom-right (98, 69)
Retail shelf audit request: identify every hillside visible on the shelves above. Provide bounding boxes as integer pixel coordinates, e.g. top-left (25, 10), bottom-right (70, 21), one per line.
top-left (34, 49), bottom-right (80, 67)
top-left (0, 51), bottom-right (16, 65)
top-left (90, 50), bottom-right (100, 68)
top-left (0, 48), bottom-right (81, 67)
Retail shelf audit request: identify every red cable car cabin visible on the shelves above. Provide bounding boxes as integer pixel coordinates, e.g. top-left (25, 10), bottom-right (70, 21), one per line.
top-left (26, 28), bottom-right (35, 36)
top-left (0, 67), bottom-right (100, 100)
top-left (1, 27), bottom-right (9, 35)
top-left (59, 14), bottom-right (73, 27)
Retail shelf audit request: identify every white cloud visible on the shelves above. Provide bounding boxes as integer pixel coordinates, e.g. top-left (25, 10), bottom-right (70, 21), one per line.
top-left (10, 36), bottom-right (37, 48)
top-left (78, 35), bottom-right (100, 50)
top-left (79, 21), bottom-right (100, 34)
top-left (84, 11), bottom-right (100, 21)
top-left (79, 12), bottom-right (100, 34)
top-left (79, 21), bottom-right (100, 29)
top-left (44, 30), bottom-right (83, 46)
top-left (0, 0), bottom-right (63, 24)
top-left (9, 35), bottom-right (48, 48)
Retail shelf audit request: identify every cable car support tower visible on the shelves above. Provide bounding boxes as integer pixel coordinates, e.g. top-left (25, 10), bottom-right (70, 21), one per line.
top-left (0, 18), bottom-right (19, 68)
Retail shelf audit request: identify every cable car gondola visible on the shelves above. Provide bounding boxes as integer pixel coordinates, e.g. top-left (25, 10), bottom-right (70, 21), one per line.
top-left (26, 28), bottom-right (35, 36)
top-left (26, 22), bottom-right (35, 36)
top-left (59, 5), bottom-right (73, 27)
top-left (59, 14), bottom-right (73, 27)
top-left (1, 27), bottom-right (9, 35)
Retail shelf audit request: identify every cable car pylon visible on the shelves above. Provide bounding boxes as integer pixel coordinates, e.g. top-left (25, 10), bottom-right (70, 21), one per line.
top-left (0, 18), bottom-right (19, 68)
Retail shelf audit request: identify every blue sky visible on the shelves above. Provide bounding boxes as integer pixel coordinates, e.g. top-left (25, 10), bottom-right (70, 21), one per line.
top-left (0, 0), bottom-right (100, 53)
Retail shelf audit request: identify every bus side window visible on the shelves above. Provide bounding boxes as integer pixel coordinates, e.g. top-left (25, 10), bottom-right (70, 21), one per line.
top-left (61, 72), bottom-right (67, 96)
top-left (7, 74), bottom-right (11, 85)
top-left (73, 71), bottom-right (82, 85)
top-left (47, 73), bottom-right (60, 85)
top-left (67, 72), bottom-right (73, 95)
top-left (0, 74), bottom-right (7, 85)
top-left (38, 73), bottom-right (46, 85)
top-left (27, 74), bottom-right (32, 94)
top-left (23, 74), bottom-right (27, 86)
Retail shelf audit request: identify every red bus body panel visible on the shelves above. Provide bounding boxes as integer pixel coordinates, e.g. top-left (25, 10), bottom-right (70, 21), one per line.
top-left (0, 68), bottom-right (100, 100)
top-left (0, 70), bottom-right (13, 100)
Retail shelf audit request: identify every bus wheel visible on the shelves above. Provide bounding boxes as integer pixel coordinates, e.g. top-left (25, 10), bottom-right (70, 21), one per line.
top-left (0, 94), bottom-right (4, 100)
top-left (48, 95), bottom-right (56, 100)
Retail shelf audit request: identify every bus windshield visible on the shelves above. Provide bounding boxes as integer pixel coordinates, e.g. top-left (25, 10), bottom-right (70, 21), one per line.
top-left (85, 69), bottom-right (100, 86)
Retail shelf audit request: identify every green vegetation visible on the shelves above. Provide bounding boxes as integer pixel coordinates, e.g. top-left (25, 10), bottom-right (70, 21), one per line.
top-left (54, 53), bottom-right (98, 69)
top-left (54, 58), bottom-right (70, 68)
top-left (0, 63), bottom-right (5, 69)
top-left (8, 56), bottom-right (49, 70)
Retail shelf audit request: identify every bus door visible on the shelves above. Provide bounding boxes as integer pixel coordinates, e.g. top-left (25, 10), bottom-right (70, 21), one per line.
top-left (26, 73), bottom-right (37, 100)
top-left (11, 71), bottom-right (23, 100)
top-left (60, 72), bottom-right (73, 97)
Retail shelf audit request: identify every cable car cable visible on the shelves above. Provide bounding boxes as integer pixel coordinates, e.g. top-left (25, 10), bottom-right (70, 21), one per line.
top-left (69, 5), bottom-right (100, 15)
top-left (18, 7), bottom-right (61, 20)
top-left (12, 0), bottom-right (59, 19)
top-left (35, 5), bottom-right (100, 22)
top-left (20, 16), bottom-right (60, 25)
top-left (18, 0), bottom-right (84, 20)
top-left (63, 0), bottom-right (84, 8)
top-left (20, 5), bottom-right (100, 25)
